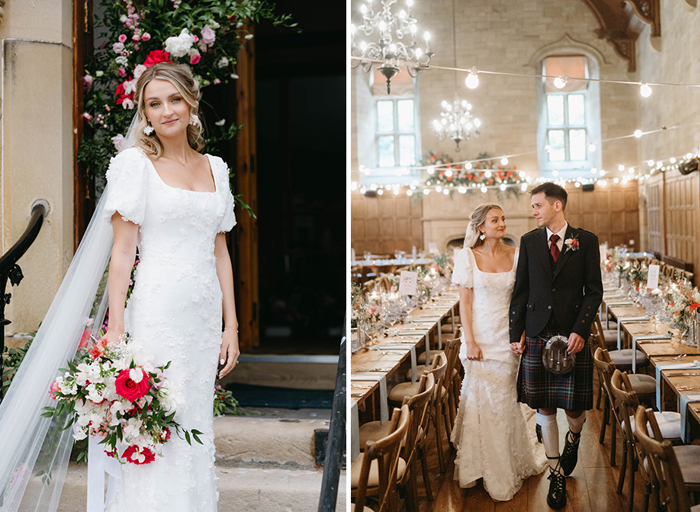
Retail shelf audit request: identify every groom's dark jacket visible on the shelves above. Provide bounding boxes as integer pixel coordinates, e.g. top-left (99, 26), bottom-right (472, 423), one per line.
top-left (508, 225), bottom-right (603, 344)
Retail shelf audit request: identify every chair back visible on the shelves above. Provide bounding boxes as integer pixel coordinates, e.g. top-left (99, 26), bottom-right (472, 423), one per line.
top-left (591, 316), bottom-right (607, 352)
top-left (634, 406), bottom-right (692, 512)
top-left (399, 372), bottom-right (434, 476)
top-left (418, 352), bottom-right (447, 438)
top-left (610, 369), bottom-right (640, 445)
top-left (593, 349), bottom-right (616, 406)
top-left (354, 404), bottom-right (410, 512)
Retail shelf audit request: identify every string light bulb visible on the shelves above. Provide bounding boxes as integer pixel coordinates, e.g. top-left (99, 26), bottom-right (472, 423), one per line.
top-left (500, 156), bottom-right (508, 165)
top-left (480, 185), bottom-right (487, 193)
top-left (670, 157), bottom-right (676, 164)
top-left (465, 162), bottom-right (473, 170)
top-left (406, 189), bottom-right (413, 196)
top-left (634, 130), bottom-right (642, 138)
top-left (377, 188), bottom-right (384, 195)
top-left (588, 143), bottom-right (596, 153)
top-left (521, 183), bottom-right (528, 192)
top-left (553, 76), bottom-right (568, 89)
top-left (465, 67), bottom-right (479, 89)
top-left (640, 82), bottom-right (652, 97)
top-left (618, 164), bottom-right (625, 172)
top-left (499, 184), bottom-right (506, 191)
top-left (648, 160), bottom-right (654, 166)
top-left (427, 166), bottom-right (435, 174)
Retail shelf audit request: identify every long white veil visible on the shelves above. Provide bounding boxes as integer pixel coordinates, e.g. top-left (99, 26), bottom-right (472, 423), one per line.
top-left (0, 115), bottom-right (139, 511)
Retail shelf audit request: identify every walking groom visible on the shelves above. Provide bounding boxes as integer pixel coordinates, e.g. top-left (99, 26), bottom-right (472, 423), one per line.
top-left (509, 183), bottom-right (603, 509)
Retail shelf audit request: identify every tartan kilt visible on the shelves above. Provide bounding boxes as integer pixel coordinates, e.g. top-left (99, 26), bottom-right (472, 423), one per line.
top-left (517, 322), bottom-right (594, 411)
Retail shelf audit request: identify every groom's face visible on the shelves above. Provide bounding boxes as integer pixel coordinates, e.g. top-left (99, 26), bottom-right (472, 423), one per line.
top-left (531, 192), bottom-right (558, 228)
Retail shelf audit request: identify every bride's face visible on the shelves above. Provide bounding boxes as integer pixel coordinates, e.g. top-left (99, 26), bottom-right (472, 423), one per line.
top-left (143, 79), bottom-right (191, 139)
top-left (480, 208), bottom-right (506, 240)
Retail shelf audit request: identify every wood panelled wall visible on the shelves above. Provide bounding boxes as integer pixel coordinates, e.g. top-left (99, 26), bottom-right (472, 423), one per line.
top-left (566, 181), bottom-right (640, 248)
top-left (351, 181), bottom-right (639, 256)
top-left (640, 170), bottom-right (700, 277)
top-left (351, 193), bottom-right (423, 255)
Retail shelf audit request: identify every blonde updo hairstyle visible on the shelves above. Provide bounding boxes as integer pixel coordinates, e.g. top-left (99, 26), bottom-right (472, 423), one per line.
top-left (133, 62), bottom-right (205, 158)
top-left (464, 203), bottom-right (503, 248)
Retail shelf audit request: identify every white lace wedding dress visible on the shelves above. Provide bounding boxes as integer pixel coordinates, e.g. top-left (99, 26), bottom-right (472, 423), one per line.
top-left (451, 247), bottom-right (546, 501)
top-left (102, 147), bottom-right (236, 511)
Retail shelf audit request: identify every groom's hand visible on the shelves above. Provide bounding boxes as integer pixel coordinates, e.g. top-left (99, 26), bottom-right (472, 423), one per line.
top-left (567, 333), bottom-right (585, 354)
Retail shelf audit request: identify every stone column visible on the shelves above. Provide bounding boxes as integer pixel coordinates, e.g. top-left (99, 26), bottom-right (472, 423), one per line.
top-left (0, 0), bottom-right (74, 334)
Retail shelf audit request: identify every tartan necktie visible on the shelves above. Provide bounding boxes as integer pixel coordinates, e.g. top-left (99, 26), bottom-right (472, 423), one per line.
top-left (550, 234), bottom-right (560, 263)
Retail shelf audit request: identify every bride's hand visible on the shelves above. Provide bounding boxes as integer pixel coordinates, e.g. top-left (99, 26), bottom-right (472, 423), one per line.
top-left (219, 329), bottom-right (240, 378)
top-left (465, 341), bottom-right (483, 361)
top-left (510, 333), bottom-right (526, 355)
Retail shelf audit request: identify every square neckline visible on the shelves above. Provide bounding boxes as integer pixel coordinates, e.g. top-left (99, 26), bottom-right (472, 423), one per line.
top-left (140, 148), bottom-right (217, 194)
top-left (469, 247), bottom-right (518, 274)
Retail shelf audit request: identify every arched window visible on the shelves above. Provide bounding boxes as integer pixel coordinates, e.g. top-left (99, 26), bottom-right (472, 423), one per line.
top-left (355, 67), bottom-right (421, 185)
top-left (537, 53), bottom-right (602, 178)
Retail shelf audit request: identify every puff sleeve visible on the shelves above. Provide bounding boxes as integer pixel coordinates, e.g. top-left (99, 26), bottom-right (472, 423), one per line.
top-left (451, 247), bottom-right (473, 289)
top-left (213, 156), bottom-right (237, 233)
top-left (103, 147), bottom-right (148, 225)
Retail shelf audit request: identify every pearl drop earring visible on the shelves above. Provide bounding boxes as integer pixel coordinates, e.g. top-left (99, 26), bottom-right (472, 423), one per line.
top-left (479, 233), bottom-right (486, 241)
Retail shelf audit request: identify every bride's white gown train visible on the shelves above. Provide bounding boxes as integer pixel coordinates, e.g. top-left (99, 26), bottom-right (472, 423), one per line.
top-left (451, 247), bottom-right (546, 502)
top-left (103, 147), bottom-right (236, 511)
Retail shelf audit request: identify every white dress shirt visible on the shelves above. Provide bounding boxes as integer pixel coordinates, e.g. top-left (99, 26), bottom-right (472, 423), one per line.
top-left (546, 222), bottom-right (568, 253)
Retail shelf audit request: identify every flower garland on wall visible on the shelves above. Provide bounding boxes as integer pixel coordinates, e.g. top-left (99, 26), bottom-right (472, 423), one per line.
top-left (78, 0), bottom-right (295, 200)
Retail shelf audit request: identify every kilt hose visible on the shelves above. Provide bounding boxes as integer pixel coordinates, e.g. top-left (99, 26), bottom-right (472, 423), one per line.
top-left (517, 319), bottom-right (593, 411)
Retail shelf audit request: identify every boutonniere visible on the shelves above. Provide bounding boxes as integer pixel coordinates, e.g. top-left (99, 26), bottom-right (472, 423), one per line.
top-left (564, 233), bottom-right (580, 253)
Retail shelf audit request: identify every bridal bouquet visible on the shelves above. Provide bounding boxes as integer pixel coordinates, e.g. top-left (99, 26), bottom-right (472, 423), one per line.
top-left (42, 334), bottom-right (201, 465)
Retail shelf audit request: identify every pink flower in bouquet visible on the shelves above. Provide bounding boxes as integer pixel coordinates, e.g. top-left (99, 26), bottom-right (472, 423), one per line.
top-left (118, 34), bottom-right (127, 43)
top-left (122, 445), bottom-right (155, 465)
top-left (141, 32), bottom-right (151, 41)
top-left (115, 368), bottom-right (151, 401)
top-left (112, 42), bottom-right (125, 53)
top-left (78, 330), bottom-right (91, 350)
top-left (49, 381), bottom-right (60, 400)
top-left (88, 344), bottom-right (105, 361)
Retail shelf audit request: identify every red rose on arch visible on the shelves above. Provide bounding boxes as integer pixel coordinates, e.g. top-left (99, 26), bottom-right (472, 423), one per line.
top-left (122, 445), bottom-right (155, 465)
top-left (143, 50), bottom-right (171, 68)
top-left (115, 80), bottom-right (134, 105)
top-left (115, 368), bottom-right (151, 401)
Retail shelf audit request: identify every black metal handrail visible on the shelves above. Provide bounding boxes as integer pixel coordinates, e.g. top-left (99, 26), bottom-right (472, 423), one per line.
top-left (0, 202), bottom-right (47, 401)
top-left (317, 326), bottom-right (346, 512)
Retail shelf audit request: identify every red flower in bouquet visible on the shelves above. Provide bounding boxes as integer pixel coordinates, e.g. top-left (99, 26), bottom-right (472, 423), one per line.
top-left (161, 427), bottom-right (172, 442)
top-left (115, 368), bottom-right (151, 401)
top-left (122, 445), bottom-right (156, 465)
top-left (88, 338), bottom-right (109, 360)
top-left (143, 50), bottom-right (171, 68)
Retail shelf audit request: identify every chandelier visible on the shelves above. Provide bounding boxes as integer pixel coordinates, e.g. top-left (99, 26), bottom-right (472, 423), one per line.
top-left (432, 99), bottom-right (481, 152)
top-left (350, 0), bottom-right (434, 94)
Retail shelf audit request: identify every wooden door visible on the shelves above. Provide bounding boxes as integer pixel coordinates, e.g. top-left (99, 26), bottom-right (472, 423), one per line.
top-left (230, 35), bottom-right (260, 351)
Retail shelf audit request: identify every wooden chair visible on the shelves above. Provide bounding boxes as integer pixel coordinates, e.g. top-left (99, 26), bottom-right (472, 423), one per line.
top-left (352, 404), bottom-right (410, 512)
top-left (389, 351), bottom-right (450, 473)
top-left (359, 373), bottom-right (435, 512)
top-left (592, 315), bottom-right (649, 373)
top-left (635, 406), bottom-right (700, 512)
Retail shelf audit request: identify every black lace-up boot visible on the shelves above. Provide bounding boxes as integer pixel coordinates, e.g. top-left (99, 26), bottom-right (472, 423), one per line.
top-left (560, 429), bottom-right (582, 476)
top-left (547, 458), bottom-right (566, 509)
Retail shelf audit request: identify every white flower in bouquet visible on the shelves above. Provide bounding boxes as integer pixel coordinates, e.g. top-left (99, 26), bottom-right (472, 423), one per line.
top-left (74, 425), bottom-right (88, 441)
top-left (123, 417), bottom-right (143, 441)
top-left (165, 28), bottom-right (194, 58)
top-left (115, 55), bottom-right (129, 67)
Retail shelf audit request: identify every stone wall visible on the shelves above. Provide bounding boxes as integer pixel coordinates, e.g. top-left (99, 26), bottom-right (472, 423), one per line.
top-left (351, 0), bottom-right (640, 179)
top-left (0, 0), bottom-right (74, 333)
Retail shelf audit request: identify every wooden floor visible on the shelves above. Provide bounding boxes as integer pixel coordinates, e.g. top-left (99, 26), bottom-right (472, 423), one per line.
top-left (407, 373), bottom-right (646, 512)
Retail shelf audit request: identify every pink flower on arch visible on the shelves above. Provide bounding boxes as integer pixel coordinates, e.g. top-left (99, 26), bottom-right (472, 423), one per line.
top-left (189, 51), bottom-right (201, 65)
top-left (118, 34), bottom-right (127, 43)
top-left (141, 32), bottom-right (151, 41)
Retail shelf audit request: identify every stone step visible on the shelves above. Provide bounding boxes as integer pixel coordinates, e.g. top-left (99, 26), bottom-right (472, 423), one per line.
top-left (59, 462), bottom-right (346, 512)
top-left (213, 412), bottom-right (329, 467)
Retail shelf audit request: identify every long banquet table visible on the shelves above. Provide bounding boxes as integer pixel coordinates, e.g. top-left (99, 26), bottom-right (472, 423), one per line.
top-left (350, 289), bottom-right (460, 460)
top-left (602, 288), bottom-right (700, 442)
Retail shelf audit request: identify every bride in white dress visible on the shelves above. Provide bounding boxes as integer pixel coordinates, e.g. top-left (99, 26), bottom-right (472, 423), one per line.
top-left (451, 203), bottom-right (546, 502)
top-left (103, 63), bottom-right (240, 511)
